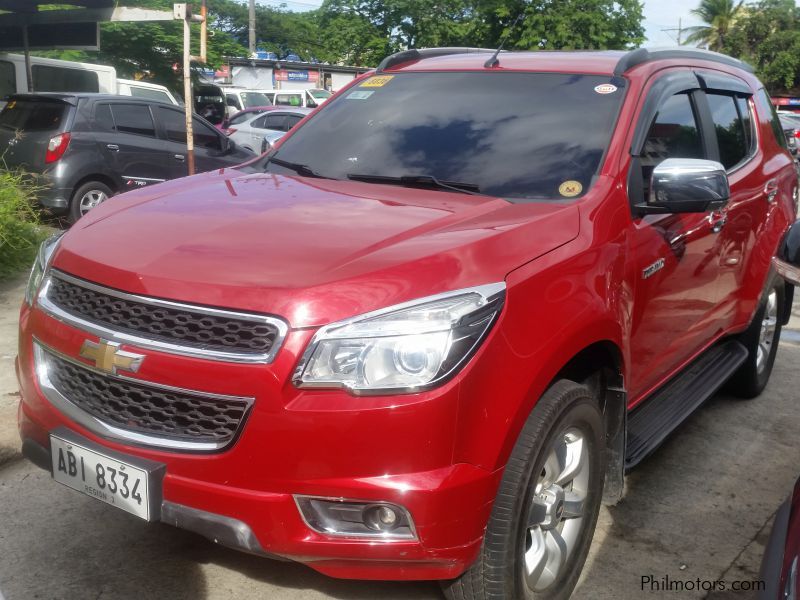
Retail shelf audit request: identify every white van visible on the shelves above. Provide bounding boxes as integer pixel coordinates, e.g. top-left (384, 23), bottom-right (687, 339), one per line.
top-left (264, 88), bottom-right (332, 109)
top-left (0, 53), bottom-right (116, 99)
top-left (220, 87), bottom-right (274, 117)
top-left (117, 78), bottom-right (179, 105)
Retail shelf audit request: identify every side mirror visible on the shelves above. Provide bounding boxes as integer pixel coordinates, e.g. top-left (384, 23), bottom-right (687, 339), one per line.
top-left (635, 158), bottom-right (730, 216)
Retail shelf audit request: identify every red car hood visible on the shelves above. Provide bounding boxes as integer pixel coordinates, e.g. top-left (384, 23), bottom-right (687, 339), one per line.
top-left (53, 170), bottom-right (581, 327)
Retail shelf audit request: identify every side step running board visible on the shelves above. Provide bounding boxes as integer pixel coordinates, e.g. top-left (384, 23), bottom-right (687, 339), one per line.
top-left (625, 340), bottom-right (748, 470)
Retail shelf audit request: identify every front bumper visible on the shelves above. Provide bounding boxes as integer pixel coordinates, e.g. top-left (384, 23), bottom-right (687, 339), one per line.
top-left (16, 303), bottom-right (501, 581)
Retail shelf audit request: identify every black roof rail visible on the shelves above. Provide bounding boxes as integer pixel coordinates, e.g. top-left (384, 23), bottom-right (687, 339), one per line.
top-left (376, 47), bottom-right (496, 72)
top-left (614, 47), bottom-right (754, 77)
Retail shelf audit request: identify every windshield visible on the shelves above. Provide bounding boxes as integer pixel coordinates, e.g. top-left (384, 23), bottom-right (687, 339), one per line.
top-left (309, 89), bottom-right (332, 100)
top-left (259, 72), bottom-right (624, 201)
top-left (241, 92), bottom-right (272, 107)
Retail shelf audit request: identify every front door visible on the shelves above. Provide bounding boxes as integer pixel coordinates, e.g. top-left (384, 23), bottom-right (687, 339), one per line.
top-left (627, 87), bottom-right (726, 399)
top-left (96, 102), bottom-right (173, 191)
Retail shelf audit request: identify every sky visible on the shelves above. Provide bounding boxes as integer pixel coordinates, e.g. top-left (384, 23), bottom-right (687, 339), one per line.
top-left (252, 0), bottom-right (705, 48)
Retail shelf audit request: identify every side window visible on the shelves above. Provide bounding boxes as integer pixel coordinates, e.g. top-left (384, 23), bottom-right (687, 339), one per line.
top-left (305, 93), bottom-right (317, 108)
top-left (643, 92), bottom-right (704, 162)
top-left (285, 115), bottom-right (303, 131)
top-left (94, 104), bottom-right (115, 131)
top-left (32, 65), bottom-right (99, 93)
top-left (0, 60), bottom-right (16, 99)
top-left (755, 88), bottom-right (789, 150)
top-left (230, 111), bottom-right (255, 125)
top-left (109, 104), bottom-right (155, 137)
top-left (264, 114), bottom-right (287, 130)
top-left (130, 87), bottom-right (172, 104)
top-left (226, 94), bottom-right (242, 110)
top-left (157, 106), bottom-right (185, 142)
top-left (706, 93), bottom-right (750, 169)
top-left (275, 94), bottom-right (303, 107)
top-left (250, 115), bottom-right (269, 129)
top-left (192, 118), bottom-right (222, 151)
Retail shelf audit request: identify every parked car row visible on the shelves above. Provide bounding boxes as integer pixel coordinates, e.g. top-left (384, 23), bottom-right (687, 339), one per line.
top-left (0, 93), bottom-right (254, 222)
top-left (222, 86), bottom-right (331, 117)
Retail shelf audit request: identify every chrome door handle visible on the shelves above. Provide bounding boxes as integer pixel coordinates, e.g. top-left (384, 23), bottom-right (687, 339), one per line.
top-left (174, 154), bottom-right (185, 162)
top-left (708, 211), bottom-right (727, 233)
top-left (764, 179), bottom-right (779, 203)
top-left (106, 144), bottom-right (119, 152)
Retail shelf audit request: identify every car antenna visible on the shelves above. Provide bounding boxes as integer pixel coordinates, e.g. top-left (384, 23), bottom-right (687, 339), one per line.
top-left (484, 10), bottom-right (526, 68)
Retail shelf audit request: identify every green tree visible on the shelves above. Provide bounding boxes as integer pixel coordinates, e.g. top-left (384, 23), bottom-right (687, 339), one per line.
top-left (715, 0), bottom-right (800, 93)
top-left (684, 0), bottom-right (745, 51)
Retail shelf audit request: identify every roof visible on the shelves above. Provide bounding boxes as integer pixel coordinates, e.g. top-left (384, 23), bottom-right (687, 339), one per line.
top-left (380, 50), bottom-right (627, 75)
top-left (377, 47), bottom-right (754, 77)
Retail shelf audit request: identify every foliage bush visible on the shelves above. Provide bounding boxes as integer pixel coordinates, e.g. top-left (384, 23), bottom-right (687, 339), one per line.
top-left (0, 171), bottom-right (46, 280)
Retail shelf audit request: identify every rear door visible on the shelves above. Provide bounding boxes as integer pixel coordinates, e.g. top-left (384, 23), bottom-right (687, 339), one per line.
top-left (0, 96), bottom-right (71, 171)
top-left (95, 102), bottom-right (173, 188)
top-left (693, 80), bottom-right (763, 323)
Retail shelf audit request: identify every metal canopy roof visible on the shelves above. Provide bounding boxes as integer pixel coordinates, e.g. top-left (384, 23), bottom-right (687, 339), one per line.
top-left (0, 0), bottom-right (115, 11)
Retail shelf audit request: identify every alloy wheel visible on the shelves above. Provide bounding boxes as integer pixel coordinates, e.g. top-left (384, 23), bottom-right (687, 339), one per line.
top-left (79, 189), bottom-right (108, 215)
top-left (522, 427), bottom-right (590, 593)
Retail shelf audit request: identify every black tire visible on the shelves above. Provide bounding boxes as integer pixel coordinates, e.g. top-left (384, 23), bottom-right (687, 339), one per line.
top-left (69, 181), bottom-right (114, 223)
top-left (726, 276), bottom-right (785, 399)
top-left (442, 380), bottom-right (605, 600)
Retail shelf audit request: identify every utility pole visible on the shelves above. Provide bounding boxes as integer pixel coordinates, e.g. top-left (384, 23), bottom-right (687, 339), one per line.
top-left (174, 3), bottom-right (207, 176)
top-left (248, 0), bottom-right (256, 56)
top-left (662, 17), bottom-right (684, 45)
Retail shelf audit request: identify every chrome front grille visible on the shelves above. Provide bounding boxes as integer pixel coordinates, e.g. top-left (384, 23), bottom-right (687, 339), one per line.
top-left (38, 270), bottom-right (288, 364)
top-left (34, 343), bottom-right (254, 451)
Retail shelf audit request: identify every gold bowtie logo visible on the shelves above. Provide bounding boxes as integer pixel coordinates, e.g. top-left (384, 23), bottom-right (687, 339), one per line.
top-left (79, 340), bottom-right (144, 375)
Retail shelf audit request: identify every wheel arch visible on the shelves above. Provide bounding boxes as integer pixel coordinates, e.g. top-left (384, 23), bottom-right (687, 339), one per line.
top-left (70, 173), bottom-right (120, 200)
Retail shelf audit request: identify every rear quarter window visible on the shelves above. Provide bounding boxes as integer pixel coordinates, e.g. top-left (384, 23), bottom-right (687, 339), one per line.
top-left (0, 99), bottom-right (66, 132)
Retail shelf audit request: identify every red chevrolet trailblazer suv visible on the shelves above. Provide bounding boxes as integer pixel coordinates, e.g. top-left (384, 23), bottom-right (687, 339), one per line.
top-left (16, 47), bottom-right (800, 599)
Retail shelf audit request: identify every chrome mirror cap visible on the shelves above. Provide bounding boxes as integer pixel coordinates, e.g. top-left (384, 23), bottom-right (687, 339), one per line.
top-left (648, 158), bottom-right (730, 213)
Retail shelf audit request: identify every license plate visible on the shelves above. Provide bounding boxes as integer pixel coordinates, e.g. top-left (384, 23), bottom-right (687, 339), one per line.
top-left (50, 430), bottom-right (163, 521)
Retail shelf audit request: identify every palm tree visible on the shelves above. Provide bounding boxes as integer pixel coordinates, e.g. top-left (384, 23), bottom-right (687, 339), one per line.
top-left (684, 0), bottom-right (744, 51)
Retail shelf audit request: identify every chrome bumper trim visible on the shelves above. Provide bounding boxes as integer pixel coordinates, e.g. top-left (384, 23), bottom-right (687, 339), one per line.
top-left (37, 270), bottom-right (289, 365)
top-left (33, 340), bottom-right (254, 452)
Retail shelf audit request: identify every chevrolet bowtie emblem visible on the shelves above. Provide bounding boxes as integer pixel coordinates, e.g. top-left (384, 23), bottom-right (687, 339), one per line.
top-left (79, 340), bottom-right (144, 375)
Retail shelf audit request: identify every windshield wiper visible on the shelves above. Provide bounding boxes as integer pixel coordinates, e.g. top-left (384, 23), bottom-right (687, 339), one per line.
top-left (346, 173), bottom-right (483, 196)
top-left (267, 156), bottom-right (324, 178)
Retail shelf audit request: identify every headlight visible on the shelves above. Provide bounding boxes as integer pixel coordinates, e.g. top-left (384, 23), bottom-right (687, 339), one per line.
top-left (293, 282), bottom-right (505, 394)
top-left (24, 233), bottom-right (63, 306)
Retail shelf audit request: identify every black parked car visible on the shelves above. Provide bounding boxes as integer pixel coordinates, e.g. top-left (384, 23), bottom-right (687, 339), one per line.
top-left (0, 93), bottom-right (255, 222)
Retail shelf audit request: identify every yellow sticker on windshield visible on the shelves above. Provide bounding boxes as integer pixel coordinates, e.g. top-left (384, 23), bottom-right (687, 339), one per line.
top-left (361, 75), bottom-right (394, 88)
top-left (6, 100), bottom-right (15, 110)
top-left (559, 180), bottom-right (583, 198)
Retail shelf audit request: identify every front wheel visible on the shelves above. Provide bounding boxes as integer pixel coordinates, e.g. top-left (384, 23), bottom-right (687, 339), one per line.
top-left (443, 380), bottom-right (605, 600)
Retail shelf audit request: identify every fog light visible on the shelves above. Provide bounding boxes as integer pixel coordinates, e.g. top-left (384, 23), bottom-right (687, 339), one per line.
top-left (294, 496), bottom-right (416, 540)
top-left (365, 505), bottom-right (398, 531)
